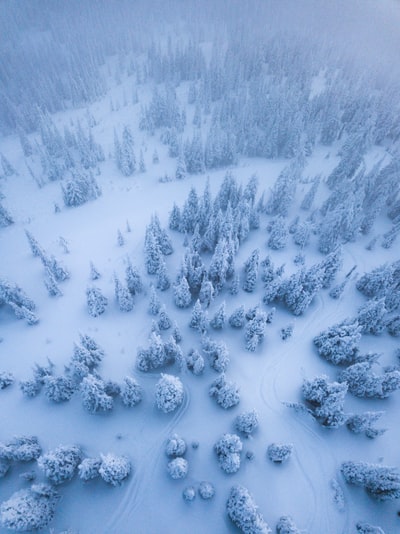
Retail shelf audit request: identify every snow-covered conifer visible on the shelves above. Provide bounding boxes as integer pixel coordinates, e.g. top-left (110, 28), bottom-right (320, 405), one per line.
top-left (199, 481), bottom-right (215, 500)
top-left (165, 434), bottom-right (186, 458)
top-left (80, 375), bottom-right (113, 413)
top-left (199, 277), bottom-right (214, 307)
top-left (117, 229), bottom-right (125, 246)
top-left (214, 434), bottom-right (242, 474)
top-left (229, 305), bottom-right (246, 328)
top-left (202, 336), bottom-right (229, 372)
top-left (44, 268), bottom-right (63, 297)
top-left (235, 410), bottom-right (259, 437)
top-left (341, 461), bottom-right (400, 500)
top-left (226, 484), bottom-right (271, 533)
top-left (167, 457), bottom-right (188, 479)
top-left (158, 306), bottom-right (172, 330)
top-left (43, 376), bottom-right (75, 403)
top-left (174, 276), bottom-right (191, 308)
top-left (302, 375), bottom-right (347, 428)
top-left (155, 374), bottom-right (184, 413)
top-left (99, 454), bottom-right (131, 486)
top-left (90, 261), bottom-right (101, 281)
top-left (120, 376), bottom-right (143, 407)
top-left (125, 260), bottom-right (142, 294)
top-left (114, 275), bottom-right (134, 312)
top-left (189, 300), bottom-right (208, 333)
top-left (183, 486), bottom-right (196, 502)
top-left (209, 374), bottom-right (240, 409)
top-left (0, 371), bottom-right (14, 390)
top-left (0, 484), bottom-right (60, 532)
top-left (339, 362), bottom-right (400, 399)
top-left (78, 458), bottom-right (101, 481)
top-left (86, 286), bottom-right (108, 317)
top-left (346, 411), bottom-right (386, 438)
top-left (356, 521), bottom-right (385, 534)
top-left (169, 203), bottom-right (181, 231)
top-left (156, 257), bottom-right (170, 291)
top-left (267, 443), bottom-right (293, 463)
top-left (38, 445), bottom-right (82, 485)
top-left (186, 349), bottom-right (205, 375)
top-left (210, 301), bottom-right (227, 329)
top-left (268, 217), bottom-right (288, 250)
top-left (387, 315), bottom-right (400, 336)
top-left (313, 320), bottom-right (361, 364)
top-left (243, 249), bottom-right (260, 292)
top-left (357, 298), bottom-right (387, 335)
top-left (276, 516), bottom-right (301, 534)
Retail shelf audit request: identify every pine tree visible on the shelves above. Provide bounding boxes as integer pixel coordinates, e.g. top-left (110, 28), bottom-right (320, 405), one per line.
top-left (229, 305), bottom-right (245, 328)
top-left (148, 285), bottom-right (161, 315)
top-left (242, 249), bottom-right (259, 292)
top-left (189, 299), bottom-right (208, 333)
top-left (114, 275), bottom-right (134, 312)
top-left (86, 286), bottom-right (108, 317)
top-left (175, 150), bottom-right (187, 180)
top-left (90, 261), bottom-right (101, 280)
top-left (210, 301), bottom-right (227, 329)
top-left (125, 260), bottom-right (142, 295)
top-left (174, 276), bottom-right (191, 308)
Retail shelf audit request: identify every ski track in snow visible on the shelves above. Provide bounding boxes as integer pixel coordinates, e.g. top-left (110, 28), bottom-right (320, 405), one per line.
top-left (259, 289), bottom-right (351, 533)
top-left (105, 382), bottom-right (191, 533)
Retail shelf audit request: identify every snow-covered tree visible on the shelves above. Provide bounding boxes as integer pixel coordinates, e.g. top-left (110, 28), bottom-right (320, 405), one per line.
top-left (0, 436), bottom-right (41, 463)
top-left (313, 320), bottom-right (361, 365)
top-left (234, 410), bottom-right (259, 437)
top-left (198, 481), bottom-right (215, 500)
top-left (202, 336), bottom-right (229, 372)
top-left (209, 373), bottom-right (240, 409)
top-left (226, 485), bottom-right (271, 533)
top-left (346, 411), bottom-right (386, 439)
top-left (125, 260), bottom-right (142, 295)
top-left (89, 261), bottom-right (101, 281)
top-left (245, 310), bottom-right (268, 352)
top-left (0, 371), bottom-right (14, 390)
top-left (302, 375), bottom-right (348, 428)
top-left (341, 461), bottom-right (400, 500)
top-left (356, 298), bottom-right (387, 335)
top-left (38, 445), bottom-right (82, 485)
top-left (276, 516), bottom-right (301, 534)
top-left (229, 305), bottom-right (246, 328)
top-left (173, 276), bottom-right (192, 308)
top-left (186, 349), bottom-right (205, 375)
top-left (183, 486), bottom-right (196, 502)
top-left (114, 275), bottom-right (134, 312)
top-left (165, 434), bottom-right (186, 458)
top-left (210, 301), bottom-right (227, 329)
top-left (268, 217), bottom-right (288, 250)
top-left (214, 434), bottom-right (242, 474)
top-left (80, 375), bottom-right (113, 414)
top-left (43, 376), bottom-right (75, 403)
top-left (99, 453), bottom-right (131, 486)
top-left (267, 443), bottom-right (293, 463)
top-left (242, 249), bottom-right (260, 292)
top-left (0, 484), bottom-right (60, 532)
top-left (86, 286), bottom-right (108, 317)
top-left (78, 457), bottom-right (101, 481)
top-left (356, 521), bottom-right (385, 534)
top-left (155, 374), bottom-right (184, 413)
top-left (120, 376), bottom-right (143, 407)
top-left (339, 362), bottom-right (400, 399)
top-left (167, 457), bottom-right (188, 479)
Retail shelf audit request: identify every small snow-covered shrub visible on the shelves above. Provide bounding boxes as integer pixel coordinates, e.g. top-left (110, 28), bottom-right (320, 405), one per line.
top-left (183, 486), bottom-right (196, 501)
top-left (165, 434), bottom-right (186, 458)
top-left (280, 324), bottom-right (294, 341)
top-left (38, 445), bottom-right (82, 485)
top-left (341, 461), bottom-right (400, 500)
top-left (356, 521), bottom-right (385, 534)
top-left (186, 349), bottom-right (205, 375)
top-left (2, 436), bottom-right (41, 463)
top-left (19, 378), bottom-right (41, 398)
top-left (226, 484), bottom-right (271, 533)
top-left (209, 374), bottom-right (240, 409)
top-left (43, 375), bottom-right (76, 402)
top-left (235, 410), bottom-right (259, 437)
top-left (104, 380), bottom-right (121, 397)
top-left (267, 443), bottom-right (293, 464)
top-left (80, 375), bottom-right (113, 414)
top-left (276, 515), bottom-right (300, 534)
top-left (78, 458), bottom-right (101, 481)
top-left (155, 374), bottom-right (184, 413)
top-left (167, 457), bottom-right (188, 480)
top-left (99, 453), bottom-right (131, 486)
top-left (0, 371), bottom-right (14, 390)
top-left (346, 412), bottom-right (386, 438)
top-left (120, 376), bottom-right (143, 407)
top-left (198, 481), bottom-right (215, 500)
top-left (0, 484), bottom-right (60, 532)
top-left (202, 336), bottom-right (229, 372)
top-left (214, 434), bottom-right (242, 474)
top-left (330, 478), bottom-right (345, 511)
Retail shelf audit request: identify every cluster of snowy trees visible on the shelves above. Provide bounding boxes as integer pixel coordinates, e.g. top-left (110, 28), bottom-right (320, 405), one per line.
top-left (0, 277), bottom-right (38, 325)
